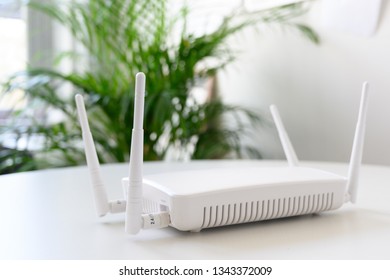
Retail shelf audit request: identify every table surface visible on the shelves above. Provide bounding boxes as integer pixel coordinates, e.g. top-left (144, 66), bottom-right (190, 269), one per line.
top-left (0, 160), bottom-right (389, 260)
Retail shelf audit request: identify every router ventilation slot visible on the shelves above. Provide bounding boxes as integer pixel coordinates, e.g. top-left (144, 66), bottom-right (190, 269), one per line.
top-left (142, 199), bottom-right (160, 213)
top-left (201, 192), bottom-right (334, 229)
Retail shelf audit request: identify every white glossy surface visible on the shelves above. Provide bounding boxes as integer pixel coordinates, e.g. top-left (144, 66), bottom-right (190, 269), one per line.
top-left (144, 166), bottom-right (344, 196)
top-left (0, 160), bottom-right (390, 260)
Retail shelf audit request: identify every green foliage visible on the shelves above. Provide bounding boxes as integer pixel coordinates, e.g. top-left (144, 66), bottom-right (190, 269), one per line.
top-left (0, 0), bottom-right (318, 173)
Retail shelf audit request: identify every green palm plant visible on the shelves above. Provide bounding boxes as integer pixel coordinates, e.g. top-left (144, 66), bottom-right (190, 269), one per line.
top-left (0, 0), bottom-right (318, 174)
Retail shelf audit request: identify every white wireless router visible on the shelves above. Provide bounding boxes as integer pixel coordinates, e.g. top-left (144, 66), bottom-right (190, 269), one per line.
top-left (75, 73), bottom-right (369, 235)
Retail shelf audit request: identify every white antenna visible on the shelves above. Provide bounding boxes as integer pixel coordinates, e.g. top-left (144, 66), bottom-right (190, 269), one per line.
top-left (270, 105), bottom-right (299, 167)
top-left (347, 82), bottom-right (369, 203)
top-left (125, 72), bottom-right (145, 234)
top-left (75, 94), bottom-right (109, 217)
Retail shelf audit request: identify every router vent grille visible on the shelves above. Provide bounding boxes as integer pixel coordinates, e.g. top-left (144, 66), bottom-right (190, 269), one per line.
top-left (201, 192), bottom-right (334, 229)
top-left (142, 199), bottom-right (160, 213)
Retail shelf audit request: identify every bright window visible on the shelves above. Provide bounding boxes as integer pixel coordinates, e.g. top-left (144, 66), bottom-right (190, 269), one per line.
top-left (0, 1), bottom-right (26, 111)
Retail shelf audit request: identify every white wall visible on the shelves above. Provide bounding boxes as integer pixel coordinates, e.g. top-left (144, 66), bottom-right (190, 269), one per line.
top-left (219, 1), bottom-right (390, 165)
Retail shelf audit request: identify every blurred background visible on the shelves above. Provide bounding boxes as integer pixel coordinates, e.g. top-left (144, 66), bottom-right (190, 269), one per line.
top-left (219, 0), bottom-right (389, 165)
top-left (0, 0), bottom-right (388, 174)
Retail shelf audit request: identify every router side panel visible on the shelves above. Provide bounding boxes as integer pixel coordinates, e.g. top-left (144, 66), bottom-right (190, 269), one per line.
top-left (169, 180), bottom-right (347, 231)
top-left (169, 197), bottom-right (206, 231)
top-left (141, 187), bottom-right (205, 231)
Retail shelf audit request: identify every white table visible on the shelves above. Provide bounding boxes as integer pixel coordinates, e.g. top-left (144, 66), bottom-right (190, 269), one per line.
top-left (0, 160), bottom-right (389, 260)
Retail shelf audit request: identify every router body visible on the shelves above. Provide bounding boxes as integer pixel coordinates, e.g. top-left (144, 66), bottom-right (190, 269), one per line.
top-left (125, 166), bottom-right (347, 232)
top-left (75, 74), bottom-right (369, 235)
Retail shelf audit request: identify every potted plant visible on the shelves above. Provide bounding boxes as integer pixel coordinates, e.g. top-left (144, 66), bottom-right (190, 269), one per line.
top-left (0, 0), bottom-right (318, 174)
